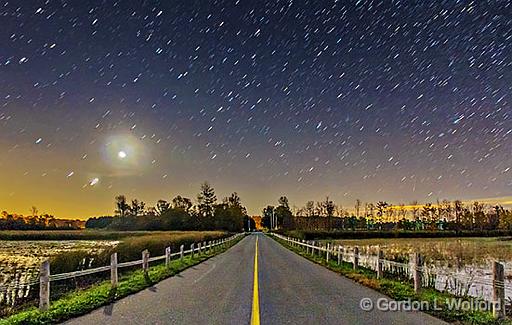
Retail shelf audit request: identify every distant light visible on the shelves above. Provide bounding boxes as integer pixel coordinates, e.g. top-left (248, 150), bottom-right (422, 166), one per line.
top-left (89, 178), bottom-right (99, 186)
top-left (118, 151), bottom-right (127, 159)
top-left (35, 138), bottom-right (43, 144)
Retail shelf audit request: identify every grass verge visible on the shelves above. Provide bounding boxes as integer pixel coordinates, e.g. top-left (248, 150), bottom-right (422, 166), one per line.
top-left (0, 235), bottom-right (245, 325)
top-left (271, 235), bottom-right (509, 325)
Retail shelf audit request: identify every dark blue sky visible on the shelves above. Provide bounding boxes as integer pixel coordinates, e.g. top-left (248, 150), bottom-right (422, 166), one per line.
top-left (1, 0), bottom-right (511, 217)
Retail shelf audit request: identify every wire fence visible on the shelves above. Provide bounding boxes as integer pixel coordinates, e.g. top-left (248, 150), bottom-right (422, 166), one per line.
top-left (273, 233), bottom-right (509, 318)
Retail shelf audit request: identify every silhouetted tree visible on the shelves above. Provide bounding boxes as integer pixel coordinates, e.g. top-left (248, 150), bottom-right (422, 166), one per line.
top-left (262, 205), bottom-right (274, 229)
top-left (115, 195), bottom-right (130, 217)
top-left (275, 197), bottom-right (293, 229)
top-left (86, 216), bottom-right (114, 229)
top-left (172, 195), bottom-right (193, 212)
top-left (305, 201), bottom-right (315, 217)
top-left (355, 199), bottom-right (361, 219)
top-left (197, 182), bottom-right (217, 219)
top-left (278, 196), bottom-right (289, 209)
top-left (130, 199), bottom-right (145, 216)
top-left (156, 200), bottom-right (170, 215)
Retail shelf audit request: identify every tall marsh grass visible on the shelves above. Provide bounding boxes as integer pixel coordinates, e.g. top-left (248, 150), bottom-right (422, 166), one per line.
top-left (0, 231), bottom-right (228, 318)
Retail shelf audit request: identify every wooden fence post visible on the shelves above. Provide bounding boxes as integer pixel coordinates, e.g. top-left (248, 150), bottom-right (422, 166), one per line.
top-left (207, 241), bottom-right (211, 254)
top-left (180, 244), bottom-right (184, 261)
top-left (142, 250), bottom-right (149, 274)
top-left (326, 243), bottom-right (331, 263)
top-left (412, 253), bottom-right (422, 293)
top-left (39, 260), bottom-right (50, 311)
top-left (198, 242), bottom-right (202, 255)
top-left (353, 247), bottom-right (359, 270)
top-left (191, 243), bottom-right (195, 258)
top-left (165, 247), bottom-right (171, 267)
top-left (377, 250), bottom-right (384, 279)
top-left (493, 261), bottom-right (505, 318)
top-left (338, 245), bottom-right (342, 265)
top-left (111, 252), bottom-right (118, 288)
top-left (203, 241), bottom-right (207, 253)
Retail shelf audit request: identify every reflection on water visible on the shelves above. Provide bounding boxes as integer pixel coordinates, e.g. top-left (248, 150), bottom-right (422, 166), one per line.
top-left (0, 240), bottom-right (117, 306)
top-left (330, 237), bottom-right (512, 302)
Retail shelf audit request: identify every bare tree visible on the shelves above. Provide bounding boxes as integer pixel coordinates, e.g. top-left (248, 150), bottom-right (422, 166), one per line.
top-left (376, 201), bottom-right (388, 228)
top-left (454, 200), bottom-right (463, 232)
top-left (355, 199), bottom-right (361, 219)
top-left (321, 197), bottom-right (335, 230)
top-left (30, 206), bottom-right (38, 217)
top-left (410, 200), bottom-right (419, 222)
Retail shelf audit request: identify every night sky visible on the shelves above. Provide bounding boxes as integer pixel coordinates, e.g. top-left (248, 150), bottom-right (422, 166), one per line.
top-left (1, 1), bottom-right (511, 218)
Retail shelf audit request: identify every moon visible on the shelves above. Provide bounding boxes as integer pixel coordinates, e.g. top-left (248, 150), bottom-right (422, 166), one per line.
top-left (118, 151), bottom-right (127, 159)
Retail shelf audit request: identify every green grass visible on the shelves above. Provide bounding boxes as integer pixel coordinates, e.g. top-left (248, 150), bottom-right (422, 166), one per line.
top-left (272, 235), bottom-right (509, 325)
top-left (0, 235), bottom-right (245, 325)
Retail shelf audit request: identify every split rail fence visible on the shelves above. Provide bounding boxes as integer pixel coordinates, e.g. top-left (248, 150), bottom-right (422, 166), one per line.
top-left (273, 233), bottom-right (509, 318)
top-left (36, 233), bottom-right (243, 311)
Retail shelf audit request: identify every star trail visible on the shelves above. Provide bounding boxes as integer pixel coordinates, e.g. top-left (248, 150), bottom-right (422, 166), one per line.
top-left (0, 0), bottom-right (511, 218)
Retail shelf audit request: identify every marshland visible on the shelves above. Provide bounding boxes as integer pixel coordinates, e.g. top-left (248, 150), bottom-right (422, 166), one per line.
top-left (0, 230), bottom-right (227, 317)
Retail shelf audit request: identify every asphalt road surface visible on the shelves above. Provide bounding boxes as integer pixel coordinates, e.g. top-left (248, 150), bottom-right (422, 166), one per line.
top-left (65, 234), bottom-right (445, 325)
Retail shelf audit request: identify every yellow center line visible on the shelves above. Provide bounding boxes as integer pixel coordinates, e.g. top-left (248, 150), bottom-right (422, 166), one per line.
top-left (250, 236), bottom-right (260, 325)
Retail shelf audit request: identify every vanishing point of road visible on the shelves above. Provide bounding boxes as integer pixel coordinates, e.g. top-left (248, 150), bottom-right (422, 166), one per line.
top-left (64, 234), bottom-right (445, 325)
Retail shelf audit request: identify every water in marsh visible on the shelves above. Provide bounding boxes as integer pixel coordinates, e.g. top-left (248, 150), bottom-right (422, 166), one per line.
top-left (327, 237), bottom-right (512, 302)
top-left (0, 240), bottom-right (117, 307)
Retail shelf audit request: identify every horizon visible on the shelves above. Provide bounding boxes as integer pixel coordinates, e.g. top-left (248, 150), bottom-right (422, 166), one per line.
top-left (3, 193), bottom-right (512, 220)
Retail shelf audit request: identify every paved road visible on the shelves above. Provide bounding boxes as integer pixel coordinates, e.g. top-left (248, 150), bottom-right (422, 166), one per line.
top-left (65, 234), bottom-right (445, 325)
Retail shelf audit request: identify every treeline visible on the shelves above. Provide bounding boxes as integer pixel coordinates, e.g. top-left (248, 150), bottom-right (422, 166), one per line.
top-left (86, 182), bottom-right (254, 232)
top-left (0, 210), bottom-right (83, 230)
top-left (262, 197), bottom-right (512, 232)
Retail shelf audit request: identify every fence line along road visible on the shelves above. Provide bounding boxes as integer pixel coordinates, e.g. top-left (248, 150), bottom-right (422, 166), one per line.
top-left (38, 233), bottom-right (244, 311)
top-left (272, 233), bottom-right (507, 319)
